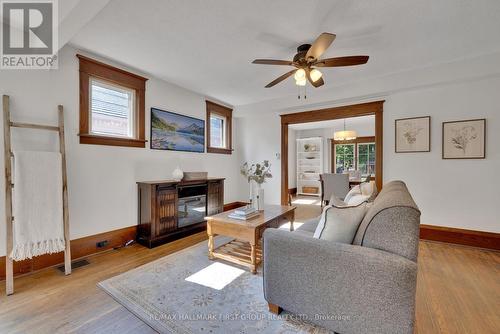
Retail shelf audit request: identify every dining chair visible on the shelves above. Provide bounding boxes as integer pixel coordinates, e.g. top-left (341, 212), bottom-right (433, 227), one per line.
top-left (348, 170), bottom-right (362, 180)
top-left (319, 173), bottom-right (349, 207)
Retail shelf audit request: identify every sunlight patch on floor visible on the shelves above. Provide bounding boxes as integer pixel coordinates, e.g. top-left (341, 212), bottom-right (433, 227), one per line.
top-left (291, 198), bottom-right (321, 206)
top-left (292, 198), bottom-right (316, 205)
top-left (185, 262), bottom-right (244, 290)
top-left (279, 222), bottom-right (304, 230)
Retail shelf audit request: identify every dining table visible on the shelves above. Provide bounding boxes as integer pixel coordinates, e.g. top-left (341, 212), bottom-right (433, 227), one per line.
top-left (349, 178), bottom-right (363, 188)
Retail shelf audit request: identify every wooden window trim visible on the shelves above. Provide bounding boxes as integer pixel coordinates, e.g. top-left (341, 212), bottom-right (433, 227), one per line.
top-left (77, 54), bottom-right (148, 148)
top-left (206, 100), bottom-right (233, 154)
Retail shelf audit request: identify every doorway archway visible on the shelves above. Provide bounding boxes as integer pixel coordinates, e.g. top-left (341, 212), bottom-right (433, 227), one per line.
top-left (280, 101), bottom-right (384, 205)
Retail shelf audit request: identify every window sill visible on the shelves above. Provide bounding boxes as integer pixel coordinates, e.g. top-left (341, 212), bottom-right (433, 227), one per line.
top-left (207, 147), bottom-right (232, 155)
top-left (79, 133), bottom-right (147, 148)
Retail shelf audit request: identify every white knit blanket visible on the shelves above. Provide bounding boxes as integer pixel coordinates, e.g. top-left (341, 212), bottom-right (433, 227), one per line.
top-left (11, 151), bottom-right (65, 261)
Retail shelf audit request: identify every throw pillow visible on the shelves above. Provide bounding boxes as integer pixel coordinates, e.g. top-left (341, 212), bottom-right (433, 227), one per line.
top-left (314, 204), bottom-right (332, 237)
top-left (313, 202), bottom-right (369, 243)
top-left (346, 194), bottom-right (370, 206)
top-left (329, 194), bottom-right (347, 207)
top-left (343, 185), bottom-right (361, 203)
top-left (360, 181), bottom-right (378, 202)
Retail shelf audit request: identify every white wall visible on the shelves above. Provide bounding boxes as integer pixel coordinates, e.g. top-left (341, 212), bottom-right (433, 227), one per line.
top-left (237, 114), bottom-right (282, 204)
top-left (236, 73), bottom-right (500, 233)
top-left (0, 45), bottom-right (242, 256)
top-left (384, 79), bottom-right (499, 232)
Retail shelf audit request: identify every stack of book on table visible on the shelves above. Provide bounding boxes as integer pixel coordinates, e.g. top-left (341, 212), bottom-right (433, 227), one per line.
top-left (228, 206), bottom-right (260, 220)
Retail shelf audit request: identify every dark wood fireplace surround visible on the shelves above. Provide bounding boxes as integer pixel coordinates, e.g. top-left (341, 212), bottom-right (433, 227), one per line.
top-left (137, 178), bottom-right (224, 248)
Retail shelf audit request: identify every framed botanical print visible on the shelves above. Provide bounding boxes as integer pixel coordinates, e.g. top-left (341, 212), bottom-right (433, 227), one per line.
top-left (442, 119), bottom-right (486, 159)
top-left (395, 116), bottom-right (431, 153)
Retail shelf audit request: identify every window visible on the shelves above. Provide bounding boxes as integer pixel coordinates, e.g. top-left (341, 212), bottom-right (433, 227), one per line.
top-left (334, 144), bottom-right (355, 173)
top-left (357, 143), bottom-right (376, 176)
top-left (332, 137), bottom-right (376, 177)
top-left (77, 54), bottom-right (147, 147)
top-left (206, 101), bottom-right (232, 154)
top-left (210, 114), bottom-right (226, 148)
top-left (90, 79), bottom-right (135, 138)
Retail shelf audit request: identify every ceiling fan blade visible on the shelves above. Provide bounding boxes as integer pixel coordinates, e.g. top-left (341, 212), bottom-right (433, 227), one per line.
top-left (305, 32), bottom-right (336, 62)
top-left (252, 59), bottom-right (294, 66)
top-left (265, 69), bottom-right (296, 88)
top-left (305, 68), bottom-right (324, 88)
top-left (314, 56), bottom-right (369, 67)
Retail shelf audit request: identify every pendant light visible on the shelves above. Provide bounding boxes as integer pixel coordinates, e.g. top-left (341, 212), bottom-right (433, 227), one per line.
top-left (334, 119), bottom-right (357, 141)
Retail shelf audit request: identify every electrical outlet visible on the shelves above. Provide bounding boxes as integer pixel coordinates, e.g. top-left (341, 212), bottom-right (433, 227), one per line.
top-left (96, 240), bottom-right (109, 248)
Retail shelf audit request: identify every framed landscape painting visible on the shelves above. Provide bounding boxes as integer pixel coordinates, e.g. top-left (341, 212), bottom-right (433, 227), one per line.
top-left (395, 116), bottom-right (431, 153)
top-left (150, 108), bottom-right (205, 152)
top-left (442, 119), bottom-right (486, 159)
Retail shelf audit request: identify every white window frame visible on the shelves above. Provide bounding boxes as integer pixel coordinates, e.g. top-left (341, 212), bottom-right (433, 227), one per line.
top-left (357, 142), bottom-right (376, 176)
top-left (209, 113), bottom-right (226, 149)
top-left (334, 143), bottom-right (355, 173)
top-left (89, 77), bottom-right (136, 139)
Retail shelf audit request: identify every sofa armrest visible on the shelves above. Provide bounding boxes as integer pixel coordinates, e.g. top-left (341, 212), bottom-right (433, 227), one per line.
top-left (263, 228), bottom-right (417, 334)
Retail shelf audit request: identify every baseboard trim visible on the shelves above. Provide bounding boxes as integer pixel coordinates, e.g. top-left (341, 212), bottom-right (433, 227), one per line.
top-left (1, 202), bottom-right (249, 280)
top-left (288, 188), bottom-right (297, 195)
top-left (0, 225), bottom-right (137, 280)
top-left (420, 224), bottom-right (500, 250)
top-left (4, 214), bottom-right (495, 280)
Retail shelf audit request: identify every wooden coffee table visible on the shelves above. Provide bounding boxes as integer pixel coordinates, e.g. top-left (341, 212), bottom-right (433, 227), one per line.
top-left (205, 205), bottom-right (296, 274)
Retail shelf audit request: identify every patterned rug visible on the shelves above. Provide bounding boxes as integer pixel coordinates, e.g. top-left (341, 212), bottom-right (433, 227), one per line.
top-left (98, 237), bottom-right (331, 334)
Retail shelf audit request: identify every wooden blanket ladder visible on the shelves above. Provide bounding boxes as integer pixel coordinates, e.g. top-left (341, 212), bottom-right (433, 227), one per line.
top-left (3, 95), bottom-right (71, 295)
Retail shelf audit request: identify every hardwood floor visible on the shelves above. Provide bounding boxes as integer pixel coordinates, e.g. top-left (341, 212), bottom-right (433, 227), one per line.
top-left (0, 206), bottom-right (499, 333)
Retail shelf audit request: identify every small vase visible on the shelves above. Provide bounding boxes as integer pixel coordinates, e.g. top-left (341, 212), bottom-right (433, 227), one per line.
top-left (256, 183), bottom-right (265, 211)
top-left (172, 167), bottom-right (183, 180)
top-left (248, 181), bottom-right (254, 208)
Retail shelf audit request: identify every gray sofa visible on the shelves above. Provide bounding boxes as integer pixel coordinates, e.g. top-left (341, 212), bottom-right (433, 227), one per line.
top-left (263, 181), bottom-right (421, 334)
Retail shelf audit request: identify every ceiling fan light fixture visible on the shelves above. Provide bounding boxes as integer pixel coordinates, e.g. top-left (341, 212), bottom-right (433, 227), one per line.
top-left (252, 32), bottom-right (369, 90)
top-left (294, 68), bottom-right (306, 81)
top-left (310, 68), bottom-right (322, 82)
top-left (295, 78), bottom-right (306, 86)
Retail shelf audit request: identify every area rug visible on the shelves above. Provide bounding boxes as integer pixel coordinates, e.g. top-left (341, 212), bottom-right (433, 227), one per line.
top-left (98, 237), bottom-right (331, 333)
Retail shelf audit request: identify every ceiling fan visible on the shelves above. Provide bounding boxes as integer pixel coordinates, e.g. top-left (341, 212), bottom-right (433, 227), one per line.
top-left (252, 32), bottom-right (369, 89)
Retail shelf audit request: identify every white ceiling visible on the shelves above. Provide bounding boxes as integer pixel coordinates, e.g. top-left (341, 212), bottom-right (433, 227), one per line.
top-left (69, 0), bottom-right (500, 106)
top-left (289, 115), bottom-right (374, 131)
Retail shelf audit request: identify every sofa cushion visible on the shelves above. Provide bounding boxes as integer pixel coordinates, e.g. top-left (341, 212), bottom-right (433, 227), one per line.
top-left (313, 203), bottom-right (368, 243)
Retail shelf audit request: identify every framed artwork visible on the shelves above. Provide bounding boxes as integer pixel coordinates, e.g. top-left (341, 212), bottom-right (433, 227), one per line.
top-left (150, 108), bottom-right (205, 152)
top-left (395, 116), bottom-right (431, 153)
top-left (442, 119), bottom-right (486, 159)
